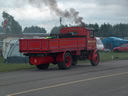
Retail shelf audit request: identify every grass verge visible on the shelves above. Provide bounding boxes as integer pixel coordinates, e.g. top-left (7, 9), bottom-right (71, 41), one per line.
top-left (0, 52), bottom-right (128, 72)
top-left (100, 52), bottom-right (128, 62)
top-left (0, 57), bottom-right (34, 72)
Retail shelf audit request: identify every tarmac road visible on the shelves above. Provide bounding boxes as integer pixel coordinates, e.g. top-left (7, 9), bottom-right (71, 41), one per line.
top-left (0, 60), bottom-right (128, 96)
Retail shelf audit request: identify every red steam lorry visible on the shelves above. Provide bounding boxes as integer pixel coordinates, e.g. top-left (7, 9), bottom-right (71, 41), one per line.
top-left (19, 26), bottom-right (100, 70)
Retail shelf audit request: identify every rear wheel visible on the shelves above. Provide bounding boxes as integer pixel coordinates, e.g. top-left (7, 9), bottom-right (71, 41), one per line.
top-left (72, 56), bottom-right (78, 66)
top-left (90, 52), bottom-right (100, 66)
top-left (58, 52), bottom-right (72, 69)
top-left (36, 64), bottom-right (49, 70)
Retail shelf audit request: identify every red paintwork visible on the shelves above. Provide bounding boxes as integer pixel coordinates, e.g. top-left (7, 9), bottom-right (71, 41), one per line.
top-left (29, 56), bottom-right (54, 65)
top-left (20, 27), bottom-right (96, 53)
top-left (113, 44), bottom-right (128, 52)
top-left (19, 27), bottom-right (97, 66)
top-left (60, 27), bottom-right (88, 36)
top-left (88, 50), bottom-right (97, 60)
top-left (65, 56), bottom-right (72, 67)
top-left (56, 53), bottom-right (64, 62)
top-left (20, 38), bottom-right (87, 53)
top-left (92, 52), bottom-right (99, 64)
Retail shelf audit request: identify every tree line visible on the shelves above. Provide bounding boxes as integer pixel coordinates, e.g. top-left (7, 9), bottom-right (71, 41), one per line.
top-left (0, 11), bottom-right (128, 38)
top-left (87, 23), bottom-right (128, 38)
top-left (0, 12), bottom-right (46, 34)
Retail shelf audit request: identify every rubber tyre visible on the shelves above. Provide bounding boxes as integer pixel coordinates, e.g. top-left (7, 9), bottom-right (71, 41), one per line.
top-left (58, 52), bottom-right (72, 69)
top-left (90, 52), bottom-right (100, 66)
top-left (36, 64), bottom-right (49, 70)
top-left (72, 56), bottom-right (78, 66)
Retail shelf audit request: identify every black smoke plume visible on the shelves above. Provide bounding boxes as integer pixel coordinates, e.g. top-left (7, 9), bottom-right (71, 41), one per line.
top-left (28, 0), bottom-right (85, 25)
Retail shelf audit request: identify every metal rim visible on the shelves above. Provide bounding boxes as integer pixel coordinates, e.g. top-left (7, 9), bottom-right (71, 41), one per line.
top-left (65, 56), bottom-right (72, 67)
top-left (93, 53), bottom-right (99, 64)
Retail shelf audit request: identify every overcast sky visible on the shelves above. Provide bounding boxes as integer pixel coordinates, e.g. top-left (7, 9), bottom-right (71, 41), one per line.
top-left (0, 0), bottom-right (128, 32)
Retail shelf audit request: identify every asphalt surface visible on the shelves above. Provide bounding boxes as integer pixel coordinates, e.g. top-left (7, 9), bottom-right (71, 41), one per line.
top-left (0, 60), bottom-right (128, 96)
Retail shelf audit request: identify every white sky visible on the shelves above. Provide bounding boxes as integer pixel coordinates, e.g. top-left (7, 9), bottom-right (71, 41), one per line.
top-left (0, 0), bottom-right (128, 32)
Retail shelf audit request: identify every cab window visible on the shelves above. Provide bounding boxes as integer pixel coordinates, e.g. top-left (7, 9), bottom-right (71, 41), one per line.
top-left (90, 31), bottom-right (94, 38)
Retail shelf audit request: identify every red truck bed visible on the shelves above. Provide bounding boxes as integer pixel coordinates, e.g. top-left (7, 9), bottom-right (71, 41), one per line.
top-left (20, 37), bottom-right (87, 53)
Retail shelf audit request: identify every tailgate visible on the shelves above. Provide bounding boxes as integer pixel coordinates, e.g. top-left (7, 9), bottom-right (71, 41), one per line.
top-left (19, 39), bottom-right (49, 52)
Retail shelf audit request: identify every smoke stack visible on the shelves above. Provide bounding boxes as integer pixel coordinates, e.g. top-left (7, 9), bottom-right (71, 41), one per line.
top-left (60, 17), bottom-right (62, 26)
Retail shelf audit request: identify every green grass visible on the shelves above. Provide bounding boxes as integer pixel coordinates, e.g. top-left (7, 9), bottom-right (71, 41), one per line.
top-left (0, 57), bottom-right (34, 72)
top-left (100, 52), bottom-right (128, 62)
top-left (0, 52), bottom-right (128, 72)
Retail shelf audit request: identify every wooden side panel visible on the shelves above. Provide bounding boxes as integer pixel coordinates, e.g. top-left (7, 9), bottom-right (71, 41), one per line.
top-left (59, 38), bottom-right (77, 49)
top-left (77, 38), bottom-right (86, 48)
top-left (20, 39), bottom-right (49, 52)
top-left (48, 39), bottom-right (59, 50)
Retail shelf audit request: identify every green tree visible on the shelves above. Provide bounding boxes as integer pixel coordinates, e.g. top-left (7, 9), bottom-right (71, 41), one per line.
top-left (87, 23), bottom-right (99, 37)
top-left (51, 23), bottom-right (128, 38)
top-left (23, 26), bottom-right (46, 33)
top-left (112, 24), bottom-right (128, 38)
top-left (99, 23), bottom-right (113, 37)
top-left (2, 11), bottom-right (22, 34)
